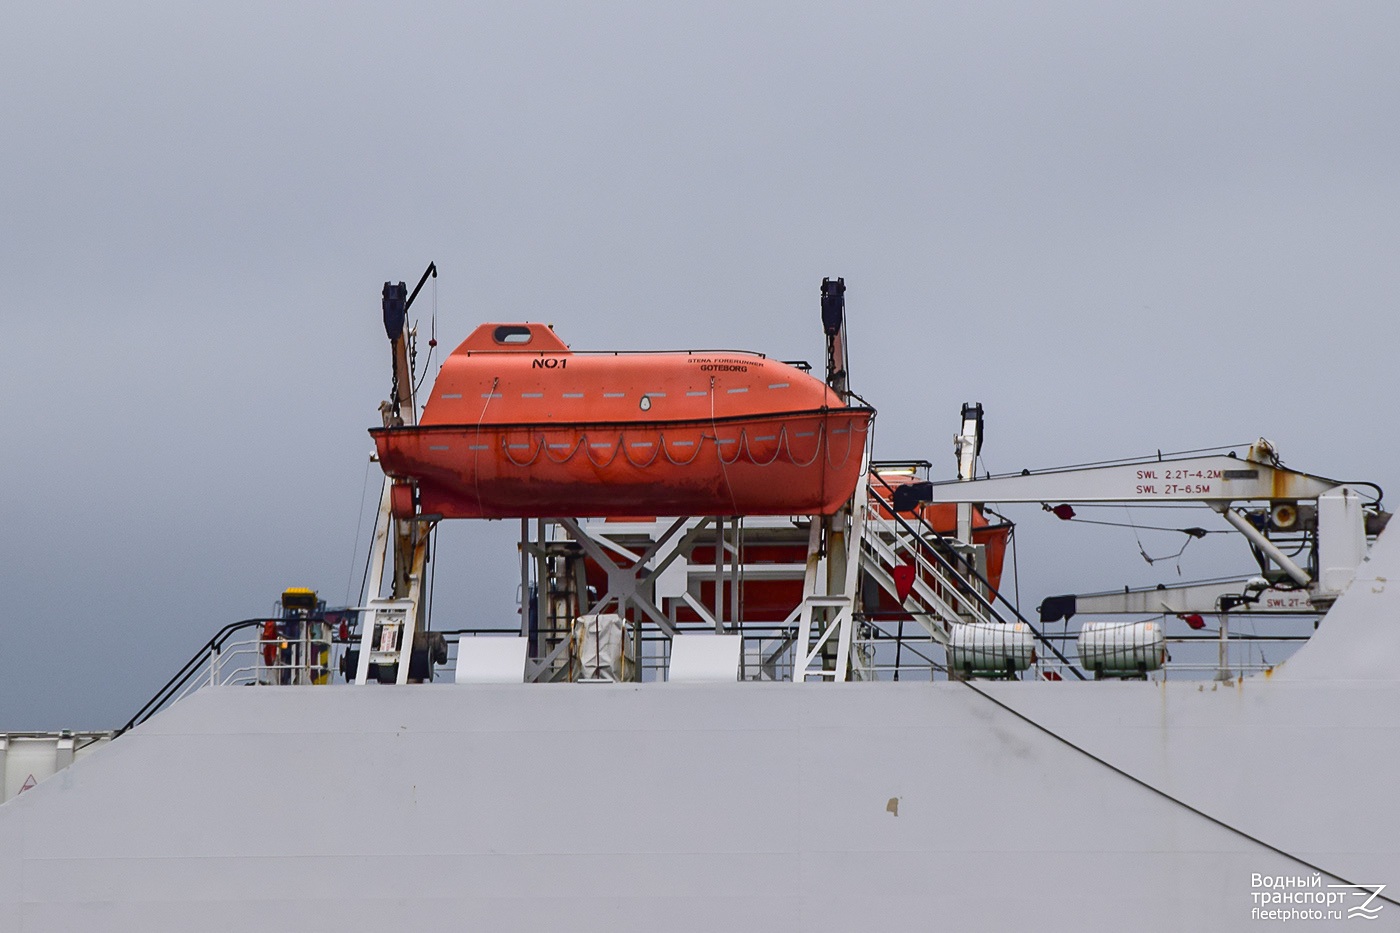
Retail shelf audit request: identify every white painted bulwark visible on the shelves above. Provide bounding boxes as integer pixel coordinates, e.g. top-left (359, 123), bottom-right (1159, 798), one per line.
top-left (2, 680), bottom-right (1397, 931)
top-left (454, 637), bottom-right (528, 684)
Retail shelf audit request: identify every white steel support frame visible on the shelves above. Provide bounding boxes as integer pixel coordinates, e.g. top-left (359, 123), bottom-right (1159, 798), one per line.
top-left (363, 478), bottom-right (393, 608)
top-left (392, 532), bottom-right (431, 685)
top-left (354, 272), bottom-right (434, 687)
top-left (555, 517), bottom-right (718, 638)
top-left (537, 517), bottom-right (720, 683)
top-left (913, 451), bottom-right (1343, 505)
top-left (517, 519), bottom-right (565, 672)
top-left (791, 447), bottom-right (873, 682)
top-left (354, 478), bottom-right (394, 686)
top-left (910, 439), bottom-right (1380, 618)
top-left (354, 476), bottom-right (434, 685)
top-left (549, 462), bottom-right (914, 684)
top-left (530, 516), bottom-right (822, 682)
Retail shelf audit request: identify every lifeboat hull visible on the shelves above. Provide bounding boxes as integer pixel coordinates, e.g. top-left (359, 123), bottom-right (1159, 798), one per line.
top-left (372, 322), bottom-right (874, 519)
top-left (373, 408), bottom-right (872, 518)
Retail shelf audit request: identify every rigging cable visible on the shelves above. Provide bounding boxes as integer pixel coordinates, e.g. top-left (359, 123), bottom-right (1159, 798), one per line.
top-left (995, 443), bottom-right (1253, 477)
top-left (425, 526), bottom-right (437, 680)
top-left (709, 376), bottom-right (740, 516)
top-left (411, 274), bottom-right (440, 398)
top-left (951, 675), bottom-right (1399, 907)
top-left (1127, 512), bottom-right (1195, 573)
top-left (1008, 524), bottom-right (1021, 612)
top-left (472, 377), bottom-right (499, 516)
top-left (346, 455), bottom-right (376, 606)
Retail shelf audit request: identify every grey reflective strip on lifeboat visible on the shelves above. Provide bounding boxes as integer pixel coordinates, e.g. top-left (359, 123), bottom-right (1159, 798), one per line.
top-left (603, 392), bottom-right (625, 398)
top-left (686, 390), bottom-right (707, 397)
top-left (442, 393), bottom-right (462, 399)
top-left (563, 392), bottom-right (584, 398)
top-left (768, 383), bottom-right (789, 389)
top-left (522, 392), bottom-right (543, 398)
top-left (726, 387), bottom-right (748, 393)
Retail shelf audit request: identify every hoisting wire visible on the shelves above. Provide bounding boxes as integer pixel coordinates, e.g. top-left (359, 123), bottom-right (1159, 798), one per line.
top-left (1042, 503), bottom-right (1214, 574)
top-left (1041, 504), bottom-right (1217, 537)
top-left (1123, 504), bottom-right (1193, 574)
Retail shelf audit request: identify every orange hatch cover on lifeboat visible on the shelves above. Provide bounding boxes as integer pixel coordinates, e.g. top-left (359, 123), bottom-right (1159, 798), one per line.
top-left (371, 322), bottom-right (875, 519)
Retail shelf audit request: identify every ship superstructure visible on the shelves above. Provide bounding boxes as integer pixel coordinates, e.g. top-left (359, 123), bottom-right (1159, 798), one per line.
top-left (2, 274), bottom-right (1396, 931)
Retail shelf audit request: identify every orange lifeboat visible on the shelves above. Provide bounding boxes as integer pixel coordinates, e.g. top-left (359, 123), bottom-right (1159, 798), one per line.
top-left (371, 323), bottom-right (875, 519)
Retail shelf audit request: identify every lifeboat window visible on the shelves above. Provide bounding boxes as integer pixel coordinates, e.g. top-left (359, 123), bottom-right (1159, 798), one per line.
top-left (493, 326), bottom-right (533, 345)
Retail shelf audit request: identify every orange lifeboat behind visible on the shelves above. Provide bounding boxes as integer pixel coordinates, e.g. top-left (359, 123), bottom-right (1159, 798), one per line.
top-left (371, 323), bottom-right (875, 519)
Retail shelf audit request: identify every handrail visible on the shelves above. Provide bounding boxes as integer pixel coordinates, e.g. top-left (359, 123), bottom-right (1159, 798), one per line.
top-left (866, 476), bottom-right (1086, 679)
top-left (862, 512), bottom-right (992, 629)
top-left (114, 618), bottom-right (273, 737)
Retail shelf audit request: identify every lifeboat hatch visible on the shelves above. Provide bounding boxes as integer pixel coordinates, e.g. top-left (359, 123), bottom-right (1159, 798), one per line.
top-left (494, 326), bottom-right (533, 345)
top-left (458, 322), bottom-right (572, 354)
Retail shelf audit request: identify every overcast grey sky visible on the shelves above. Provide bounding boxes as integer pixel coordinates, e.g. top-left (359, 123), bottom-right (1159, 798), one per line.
top-left (3, 2), bottom-right (1398, 728)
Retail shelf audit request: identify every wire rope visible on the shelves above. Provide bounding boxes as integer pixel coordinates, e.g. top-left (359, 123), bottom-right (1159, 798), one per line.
top-left (709, 377), bottom-right (740, 515)
top-left (472, 378), bottom-right (498, 515)
top-left (952, 676), bottom-right (1400, 908)
top-left (346, 455), bottom-right (375, 606)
